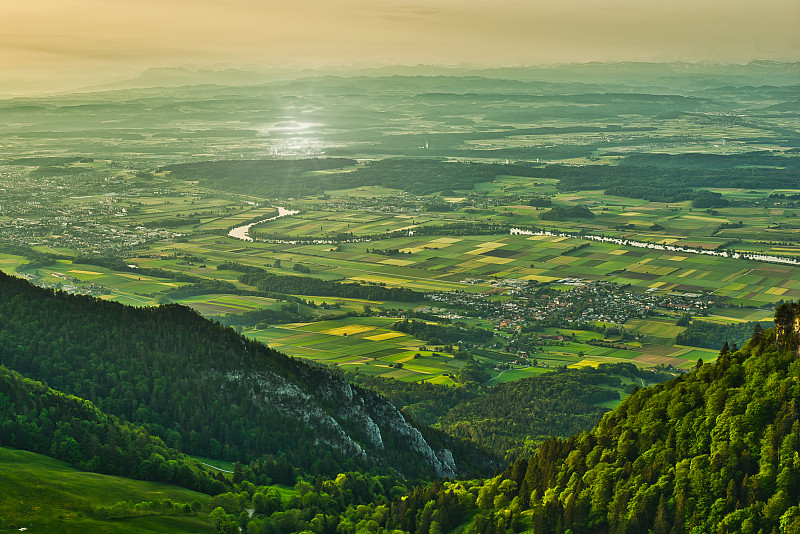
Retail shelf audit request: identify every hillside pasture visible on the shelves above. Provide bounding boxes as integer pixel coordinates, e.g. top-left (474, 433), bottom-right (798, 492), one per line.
top-left (0, 446), bottom-right (212, 534)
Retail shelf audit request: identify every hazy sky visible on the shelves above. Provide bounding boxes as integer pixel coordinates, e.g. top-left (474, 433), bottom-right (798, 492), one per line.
top-left (2, 0), bottom-right (798, 93)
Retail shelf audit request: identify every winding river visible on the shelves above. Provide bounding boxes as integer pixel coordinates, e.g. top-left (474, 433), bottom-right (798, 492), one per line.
top-left (227, 207), bottom-right (299, 242)
top-left (510, 228), bottom-right (800, 266)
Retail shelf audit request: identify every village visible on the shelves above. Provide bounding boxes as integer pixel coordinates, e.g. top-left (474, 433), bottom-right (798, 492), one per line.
top-left (428, 278), bottom-right (712, 333)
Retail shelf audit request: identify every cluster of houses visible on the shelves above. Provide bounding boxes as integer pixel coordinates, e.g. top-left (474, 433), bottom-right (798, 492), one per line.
top-left (429, 279), bottom-right (713, 333)
top-left (18, 271), bottom-right (109, 297)
top-left (0, 216), bottom-right (181, 255)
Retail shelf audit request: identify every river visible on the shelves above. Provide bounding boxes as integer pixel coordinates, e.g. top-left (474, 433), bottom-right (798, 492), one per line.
top-left (227, 207), bottom-right (300, 242)
top-left (510, 228), bottom-right (800, 266)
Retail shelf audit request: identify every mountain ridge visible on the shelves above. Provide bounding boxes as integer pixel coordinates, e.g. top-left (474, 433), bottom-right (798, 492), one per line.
top-left (0, 270), bottom-right (493, 480)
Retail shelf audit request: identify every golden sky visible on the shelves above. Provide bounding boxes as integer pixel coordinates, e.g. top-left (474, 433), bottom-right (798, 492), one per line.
top-left (2, 0), bottom-right (799, 93)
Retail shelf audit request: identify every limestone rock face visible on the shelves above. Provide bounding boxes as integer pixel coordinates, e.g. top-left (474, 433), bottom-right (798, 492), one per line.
top-left (222, 364), bottom-right (458, 478)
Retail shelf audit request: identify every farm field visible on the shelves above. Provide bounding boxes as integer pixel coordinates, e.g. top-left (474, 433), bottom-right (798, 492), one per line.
top-left (245, 317), bottom-right (468, 384)
top-left (174, 293), bottom-right (280, 315)
top-left (12, 219), bottom-right (799, 309)
top-left (207, 226), bottom-right (800, 305)
top-left (1, 172), bottom-right (791, 384)
top-left (1, 69), bottom-right (797, 391)
top-left (244, 314), bottom-right (715, 385)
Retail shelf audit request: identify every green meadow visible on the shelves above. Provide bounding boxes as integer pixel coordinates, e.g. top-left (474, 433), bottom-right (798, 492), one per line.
top-left (0, 446), bottom-right (212, 534)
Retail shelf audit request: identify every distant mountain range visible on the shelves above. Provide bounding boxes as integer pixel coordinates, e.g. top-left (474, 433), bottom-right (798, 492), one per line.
top-left (74, 61), bottom-right (800, 94)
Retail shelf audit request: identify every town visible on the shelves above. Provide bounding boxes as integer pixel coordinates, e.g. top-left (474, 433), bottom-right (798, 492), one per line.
top-left (428, 278), bottom-right (711, 332)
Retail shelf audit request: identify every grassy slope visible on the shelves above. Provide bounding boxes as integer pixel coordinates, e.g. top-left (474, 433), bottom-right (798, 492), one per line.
top-left (0, 446), bottom-right (213, 533)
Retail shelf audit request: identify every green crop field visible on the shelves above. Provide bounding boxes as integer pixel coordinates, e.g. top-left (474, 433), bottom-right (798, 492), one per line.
top-left (1, 70), bottom-right (797, 394)
top-left (242, 312), bottom-right (714, 384)
top-left (245, 318), bottom-right (478, 383)
top-left (174, 293), bottom-right (279, 315)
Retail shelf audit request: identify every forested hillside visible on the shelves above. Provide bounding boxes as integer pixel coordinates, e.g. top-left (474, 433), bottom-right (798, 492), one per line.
top-left (2, 248), bottom-right (797, 534)
top-left (348, 363), bottom-right (673, 461)
top-left (333, 305), bottom-right (800, 533)
top-left (0, 366), bottom-right (227, 495)
top-left (676, 319), bottom-right (774, 350)
top-left (0, 271), bottom-right (492, 480)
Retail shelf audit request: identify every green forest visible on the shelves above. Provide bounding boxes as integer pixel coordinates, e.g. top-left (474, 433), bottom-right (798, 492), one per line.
top-left (56, 304), bottom-right (794, 534)
top-left (158, 153), bottom-right (800, 207)
top-left (237, 271), bottom-right (424, 302)
top-left (1, 62), bottom-right (798, 534)
top-left (367, 310), bottom-right (800, 534)
top-left (0, 270), bottom-right (490, 481)
top-left (3, 265), bottom-right (796, 532)
top-left (0, 366), bottom-right (228, 496)
top-left (676, 319), bottom-right (774, 350)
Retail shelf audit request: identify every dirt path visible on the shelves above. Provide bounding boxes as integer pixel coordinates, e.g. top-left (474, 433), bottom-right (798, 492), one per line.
top-left (200, 461), bottom-right (233, 473)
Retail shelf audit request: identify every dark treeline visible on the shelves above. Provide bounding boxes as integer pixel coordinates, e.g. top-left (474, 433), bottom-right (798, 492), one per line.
top-left (92, 498), bottom-right (201, 521)
top-left (619, 151), bottom-right (800, 170)
top-left (604, 187), bottom-right (729, 207)
top-left (156, 279), bottom-right (239, 300)
top-left (211, 301), bottom-right (370, 329)
top-left (603, 186), bottom-right (728, 208)
top-left (539, 205), bottom-right (595, 221)
top-left (690, 190), bottom-right (731, 208)
top-left (676, 319), bottom-right (774, 349)
top-left (238, 272), bottom-right (424, 302)
top-left (391, 318), bottom-right (494, 345)
top-left (0, 365), bottom-right (228, 495)
top-left (335, 159), bottom-right (539, 195)
top-left (160, 158), bottom-right (357, 198)
top-left (161, 158), bottom-right (541, 197)
top-left (538, 156), bottom-right (799, 194)
top-left (74, 256), bottom-right (204, 283)
top-left (527, 195), bottom-right (552, 207)
top-left (0, 271), bottom-right (485, 481)
top-left (217, 260), bottom-right (267, 274)
top-left (423, 199), bottom-right (457, 212)
top-left (213, 305), bottom-right (309, 328)
top-left (380, 306), bottom-right (800, 533)
top-left (604, 185), bottom-right (695, 203)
